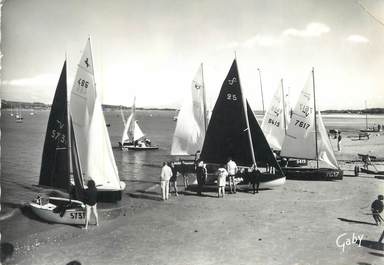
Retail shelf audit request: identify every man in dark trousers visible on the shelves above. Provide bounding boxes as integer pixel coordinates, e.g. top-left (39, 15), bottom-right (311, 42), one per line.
top-left (195, 160), bottom-right (207, 196)
top-left (371, 195), bottom-right (384, 225)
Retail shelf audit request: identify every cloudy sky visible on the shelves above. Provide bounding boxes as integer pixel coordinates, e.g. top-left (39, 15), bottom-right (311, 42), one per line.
top-left (1, 0), bottom-right (384, 110)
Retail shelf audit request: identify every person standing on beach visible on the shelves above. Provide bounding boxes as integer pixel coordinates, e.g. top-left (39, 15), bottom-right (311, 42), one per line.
top-left (226, 157), bottom-right (238, 194)
top-left (169, 161), bottom-right (178, 196)
top-left (84, 180), bottom-right (99, 230)
top-left (249, 164), bottom-right (261, 194)
top-left (160, 162), bottom-right (172, 200)
top-left (337, 132), bottom-right (342, 151)
top-left (371, 195), bottom-right (384, 225)
top-left (217, 167), bottom-right (228, 198)
top-left (196, 160), bottom-right (207, 196)
top-left (179, 160), bottom-right (189, 190)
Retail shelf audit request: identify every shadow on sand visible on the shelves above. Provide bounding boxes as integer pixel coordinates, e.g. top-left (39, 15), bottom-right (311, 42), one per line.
top-left (66, 261), bottom-right (82, 265)
top-left (126, 191), bottom-right (162, 201)
top-left (1, 242), bottom-right (14, 263)
top-left (357, 240), bottom-right (384, 251)
top-left (338, 218), bottom-right (377, 226)
top-left (369, 251), bottom-right (384, 257)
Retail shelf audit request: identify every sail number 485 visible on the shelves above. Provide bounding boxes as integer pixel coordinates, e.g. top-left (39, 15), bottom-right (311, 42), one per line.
top-left (294, 120), bottom-right (310, 130)
top-left (75, 78), bottom-right (89, 94)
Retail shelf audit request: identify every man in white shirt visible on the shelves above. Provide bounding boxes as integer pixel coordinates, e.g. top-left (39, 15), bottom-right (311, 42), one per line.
top-left (160, 162), bottom-right (173, 200)
top-left (226, 157), bottom-right (238, 194)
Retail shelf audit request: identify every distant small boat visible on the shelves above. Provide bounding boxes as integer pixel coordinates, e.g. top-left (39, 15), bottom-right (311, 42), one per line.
top-left (119, 97), bottom-right (158, 151)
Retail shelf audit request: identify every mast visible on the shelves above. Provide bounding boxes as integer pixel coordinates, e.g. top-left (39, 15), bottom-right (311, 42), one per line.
top-left (281, 78), bottom-right (287, 136)
top-left (236, 56), bottom-right (256, 166)
top-left (64, 57), bottom-right (73, 194)
top-left (312, 67), bottom-right (319, 169)
top-left (365, 100), bottom-right (368, 129)
top-left (201, 63), bottom-right (208, 132)
top-left (257, 68), bottom-right (265, 114)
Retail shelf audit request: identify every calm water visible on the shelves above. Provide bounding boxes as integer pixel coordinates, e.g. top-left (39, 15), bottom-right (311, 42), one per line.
top-left (2, 109), bottom-right (384, 206)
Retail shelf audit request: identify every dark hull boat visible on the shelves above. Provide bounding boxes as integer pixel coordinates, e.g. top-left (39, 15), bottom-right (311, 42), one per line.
top-left (200, 59), bottom-right (285, 188)
top-left (280, 68), bottom-right (343, 180)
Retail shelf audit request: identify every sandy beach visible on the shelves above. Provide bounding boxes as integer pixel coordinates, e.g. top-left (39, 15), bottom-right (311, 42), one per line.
top-left (1, 131), bottom-right (384, 265)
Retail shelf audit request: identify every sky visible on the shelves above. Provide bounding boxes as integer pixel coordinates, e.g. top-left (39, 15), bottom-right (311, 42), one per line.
top-left (1, 0), bottom-right (384, 110)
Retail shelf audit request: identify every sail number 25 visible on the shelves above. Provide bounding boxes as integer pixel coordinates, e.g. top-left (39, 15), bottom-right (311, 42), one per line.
top-left (294, 120), bottom-right (310, 130)
top-left (75, 78), bottom-right (89, 95)
top-left (226, 93), bottom-right (237, 101)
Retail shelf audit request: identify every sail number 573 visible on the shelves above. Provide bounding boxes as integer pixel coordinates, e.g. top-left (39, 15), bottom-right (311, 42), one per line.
top-left (294, 120), bottom-right (310, 130)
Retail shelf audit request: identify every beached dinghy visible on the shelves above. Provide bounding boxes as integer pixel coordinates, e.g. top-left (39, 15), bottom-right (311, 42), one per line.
top-left (280, 68), bottom-right (343, 180)
top-left (119, 97), bottom-right (158, 151)
top-left (30, 61), bottom-right (87, 224)
top-left (200, 59), bottom-right (285, 188)
top-left (30, 197), bottom-right (86, 225)
top-left (70, 37), bottom-right (126, 200)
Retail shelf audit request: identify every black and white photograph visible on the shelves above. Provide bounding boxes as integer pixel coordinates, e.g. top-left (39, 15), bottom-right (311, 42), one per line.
top-left (1, 0), bottom-right (384, 264)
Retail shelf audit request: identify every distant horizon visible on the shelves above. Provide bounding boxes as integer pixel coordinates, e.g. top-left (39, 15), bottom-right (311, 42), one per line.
top-left (2, 98), bottom-right (384, 113)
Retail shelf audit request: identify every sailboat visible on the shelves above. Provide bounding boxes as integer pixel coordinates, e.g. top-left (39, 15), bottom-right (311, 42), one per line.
top-left (15, 104), bottom-right (23, 122)
top-left (280, 68), bottom-right (343, 180)
top-left (261, 79), bottom-right (290, 152)
top-left (360, 101), bottom-right (378, 133)
top-left (30, 61), bottom-right (87, 225)
top-left (119, 97), bottom-right (158, 150)
top-left (200, 59), bottom-right (285, 188)
top-left (70, 37), bottom-right (126, 200)
top-left (171, 63), bottom-right (207, 156)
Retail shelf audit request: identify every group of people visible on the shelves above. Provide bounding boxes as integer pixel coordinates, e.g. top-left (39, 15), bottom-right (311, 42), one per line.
top-left (159, 157), bottom-right (263, 200)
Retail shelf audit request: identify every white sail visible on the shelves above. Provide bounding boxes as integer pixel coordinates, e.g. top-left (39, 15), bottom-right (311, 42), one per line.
top-left (281, 73), bottom-right (316, 159)
top-left (280, 71), bottom-right (339, 169)
top-left (261, 80), bottom-right (290, 151)
top-left (122, 113), bottom-right (145, 144)
top-left (70, 38), bottom-right (122, 191)
top-left (317, 111), bottom-right (339, 169)
top-left (171, 65), bottom-right (206, 155)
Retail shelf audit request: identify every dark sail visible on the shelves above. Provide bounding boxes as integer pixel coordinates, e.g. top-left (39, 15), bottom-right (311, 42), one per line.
top-left (201, 59), bottom-right (279, 169)
top-left (70, 118), bottom-right (85, 200)
top-left (39, 61), bottom-right (69, 189)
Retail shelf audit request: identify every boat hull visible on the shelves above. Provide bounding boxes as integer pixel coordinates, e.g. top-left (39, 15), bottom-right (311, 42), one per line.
top-left (97, 189), bottom-right (123, 202)
top-left (127, 146), bottom-right (159, 151)
top-left (281, 167), bottom-right (343, 180)
top-left (29, 197), bottom-right (86, 225)
top-left (360, 168), bottom-right (384, 175)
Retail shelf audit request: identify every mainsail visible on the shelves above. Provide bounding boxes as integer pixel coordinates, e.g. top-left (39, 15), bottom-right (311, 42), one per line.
top-left (261, 79), bottom-right (290, 151)
top-left (121, 97), bottom-right (145, 144)
top-left (70, 38), bottom-right (121, 190)
top-left (171, 64), bottom-right (206, 155)
top-left (200, 59), bottom-right (279, 168)
top-left (280, 70), bottom-right (339, 169)
top-left (39, 61), bottom-right (69, 189)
